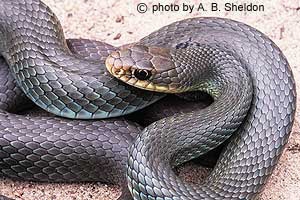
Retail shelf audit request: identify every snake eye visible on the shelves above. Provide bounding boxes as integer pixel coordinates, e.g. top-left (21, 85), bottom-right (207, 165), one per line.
top-left (133, 69), bottom-right (152, 80)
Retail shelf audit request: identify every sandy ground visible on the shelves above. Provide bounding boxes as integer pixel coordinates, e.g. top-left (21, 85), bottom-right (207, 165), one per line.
top-left (1, 0), bottom-right (300, 199)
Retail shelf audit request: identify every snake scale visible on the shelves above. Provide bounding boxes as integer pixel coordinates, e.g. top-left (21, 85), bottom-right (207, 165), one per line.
top-left (0, 0), bottom-right (296, 200)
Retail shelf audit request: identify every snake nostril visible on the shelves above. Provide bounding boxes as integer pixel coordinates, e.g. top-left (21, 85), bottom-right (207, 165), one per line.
top-left (114, 68), bottom-right (122, 75)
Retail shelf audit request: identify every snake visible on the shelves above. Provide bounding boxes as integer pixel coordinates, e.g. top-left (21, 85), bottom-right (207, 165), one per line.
top-left (0, 0), bottom-right (296, 200)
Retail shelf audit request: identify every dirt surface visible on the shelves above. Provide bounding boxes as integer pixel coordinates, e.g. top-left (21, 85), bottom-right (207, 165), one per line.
top-left (1, 0), bottom-right (300, 199)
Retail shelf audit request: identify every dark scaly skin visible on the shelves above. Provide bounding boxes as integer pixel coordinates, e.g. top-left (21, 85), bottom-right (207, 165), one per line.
top-left (0, 1), bottom-right (297, 200)
top-left (108, 45), bottom-right (254, 199)
top-left (0, 0), bottom-right (163, 120)
top-left (0, 38), bottom-right (141, 198)
top-left (106, 20), bottom-right (296, 199)
top-left (0, 0), bottom-right (163, 199)
top-left (0, 195), bottom-right (13, 200)
top-left (136, 20), bottom-right (295, 199)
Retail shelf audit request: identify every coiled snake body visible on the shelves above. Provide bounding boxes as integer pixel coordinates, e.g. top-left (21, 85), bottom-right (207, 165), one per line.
top-left (0, 0), bottom-right (296, 200)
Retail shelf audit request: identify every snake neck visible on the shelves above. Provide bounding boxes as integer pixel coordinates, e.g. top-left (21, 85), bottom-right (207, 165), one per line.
top-left (169, 45), bottom-right (249, 99)
top-left (127, 18), bottom-right (296, 199)
top-left (131, 44), bottom-right (254, 163)
top-left (127, 44), bottom-right (254, 198)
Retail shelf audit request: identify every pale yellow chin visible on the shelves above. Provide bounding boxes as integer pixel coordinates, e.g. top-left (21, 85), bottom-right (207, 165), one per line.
top-left (118, 75), bottom-right (181, 93)
top-left (106, 59), bottom-right (180, 93)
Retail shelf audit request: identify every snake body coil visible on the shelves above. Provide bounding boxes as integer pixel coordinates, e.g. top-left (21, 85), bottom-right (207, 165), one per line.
top-left (0, 0), bottom-right (297, 200)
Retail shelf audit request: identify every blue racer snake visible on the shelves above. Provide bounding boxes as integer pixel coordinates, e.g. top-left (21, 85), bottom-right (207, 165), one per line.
top-left (0, 0), bottom-right (296, 199)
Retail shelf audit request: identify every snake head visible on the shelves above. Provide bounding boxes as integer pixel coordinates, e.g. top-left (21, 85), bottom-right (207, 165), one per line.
top-left (105, 45), bottom-right (183, 93)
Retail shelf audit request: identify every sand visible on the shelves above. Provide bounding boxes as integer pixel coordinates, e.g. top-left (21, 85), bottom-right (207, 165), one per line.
top-left (1, 0), bottom-right (300, 199)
